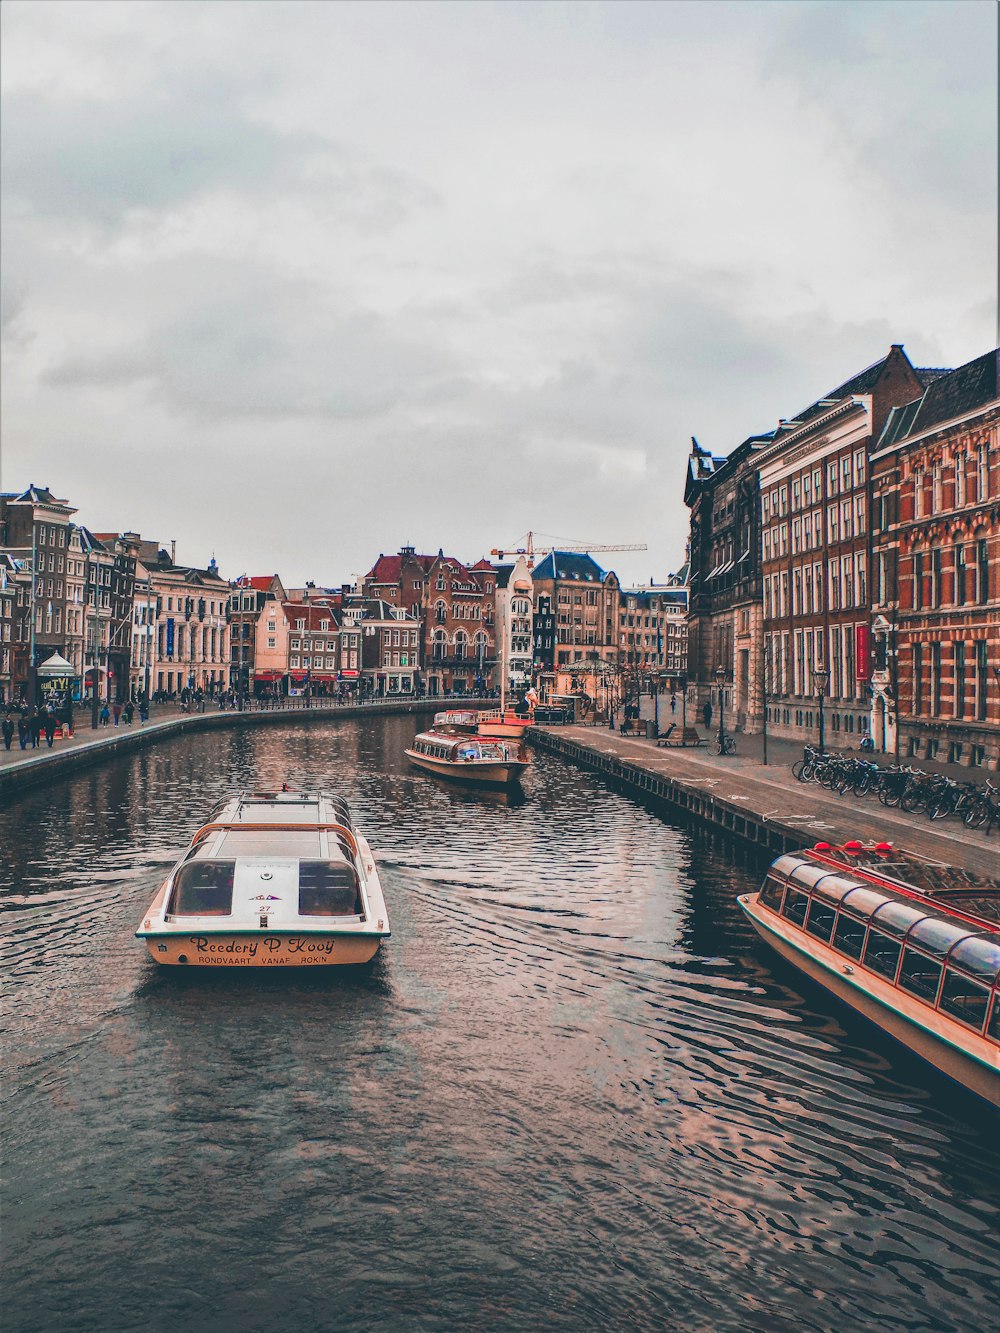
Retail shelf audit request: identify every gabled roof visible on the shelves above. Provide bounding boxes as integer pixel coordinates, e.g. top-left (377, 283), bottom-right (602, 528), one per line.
top-left (532, 551), bottom-right (607, 583)
top-left (282, 601), bottom-right (340, 629)
top-left (11, 484), bottom-right (65, 506)
top-left (877, 348), bottom-right (999, 451)
top-left (366, 551), bottom-right (436, 583)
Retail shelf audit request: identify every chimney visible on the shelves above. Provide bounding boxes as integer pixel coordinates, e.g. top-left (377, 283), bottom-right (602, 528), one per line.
top-left (171, 540), bottom-right (176, 564)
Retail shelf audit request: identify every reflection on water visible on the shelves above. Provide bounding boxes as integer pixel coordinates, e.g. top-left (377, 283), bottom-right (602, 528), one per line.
top-left (2, 715), bottom-right (998, 1333)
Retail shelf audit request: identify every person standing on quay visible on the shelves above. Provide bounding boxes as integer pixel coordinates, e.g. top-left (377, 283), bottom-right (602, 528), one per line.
top-left (29, 707), bottom-right (42, 748)
top-left (703, 700), bottom-right (712, 731)
top-left (2, 712), bottom-right (14, 750)
top-left (113, 701), bottom-right (122, 726)
top-left (17, 713), bottom-right (29, 749)
top-left (123, 700), bottom-right (134, 725)
top-left (43, 707), bottom-right (57, 748)
top-left (99, 702), bottom-right (110, 727)
top-left (138, 698), bottom-right (149, 725)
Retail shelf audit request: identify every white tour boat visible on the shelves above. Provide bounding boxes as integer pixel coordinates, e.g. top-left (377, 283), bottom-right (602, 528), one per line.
top-left (136, 789), bottom-right (390, 968)
top-left (406, 728), bottom-right (529, 787)
top-left (739, 840), bottom-right (999, 1105)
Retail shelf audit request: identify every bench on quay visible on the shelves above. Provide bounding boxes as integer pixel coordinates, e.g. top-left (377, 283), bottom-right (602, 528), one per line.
top-left (657, 726), bottom-right (706, 748)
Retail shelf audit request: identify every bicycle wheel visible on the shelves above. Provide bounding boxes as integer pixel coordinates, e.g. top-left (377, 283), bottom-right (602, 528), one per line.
top-left (791, 759), bottom-right (808, 782)
top-left (964, 800), bottom-right (989, 829)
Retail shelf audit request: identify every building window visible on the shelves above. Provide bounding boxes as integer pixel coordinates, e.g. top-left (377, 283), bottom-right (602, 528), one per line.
top-left (975, 640), bottom-right (988, 722)
top-left (954, 642), bottom-right (966, 718)
top-left (976, 538), bottom-right (989, 603)
top-left (978, 446), bottom-right (989, 501)
top-left (930, 642), bottom-right (941, 714)
top-left (913, 643), bottom-right (923, 715)
top-left (954, 543), bottom-right (966, 606)
top-left (913, 550), bottom-right (923, 609)
top-left (955, 455), bottom-right (966, 506)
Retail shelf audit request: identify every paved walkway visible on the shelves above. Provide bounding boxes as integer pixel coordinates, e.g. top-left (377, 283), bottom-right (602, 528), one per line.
top-left (545, 722), bottom-right (999, 879)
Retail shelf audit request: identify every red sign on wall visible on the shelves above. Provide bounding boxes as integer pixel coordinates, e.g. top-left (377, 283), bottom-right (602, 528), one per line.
top-left (856, 624), bottom-right (870, 681)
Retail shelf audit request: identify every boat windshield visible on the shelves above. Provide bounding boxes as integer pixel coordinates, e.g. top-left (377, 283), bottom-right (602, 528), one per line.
top-left (169, 861), bottom-right (235, 916)
top-left (298, 861), bottom-right (361, 916)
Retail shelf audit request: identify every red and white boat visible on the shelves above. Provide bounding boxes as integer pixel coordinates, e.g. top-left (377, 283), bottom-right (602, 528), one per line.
top-left (406, 728), bottom-right (529, 787)
top-left (739, 840), bottom-right (999, 1106)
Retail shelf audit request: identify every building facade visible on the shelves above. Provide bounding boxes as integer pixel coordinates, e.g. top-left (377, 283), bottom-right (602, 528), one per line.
top-left (758, 346), bottom-right (932, 749)
top-left (872, 348), bottom-right (999, 769)
top-left (493, 555), bottom-right (534, 697)
top-left (0, 485), bottom-right (77, 703)
top-left (685, 436), bottom-right (770, 731)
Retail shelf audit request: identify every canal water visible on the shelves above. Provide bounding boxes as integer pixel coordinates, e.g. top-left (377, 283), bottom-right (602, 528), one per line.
top-left (2, 715), bottom-right (998, 1332)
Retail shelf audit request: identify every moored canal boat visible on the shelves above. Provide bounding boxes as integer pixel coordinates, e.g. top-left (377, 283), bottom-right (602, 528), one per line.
top-left (136, 789), bottom-right (390, 967)
top-left (406, 728), bottom-right (529, 787)
top-left (739, 841), bottom-right (1000, 1106)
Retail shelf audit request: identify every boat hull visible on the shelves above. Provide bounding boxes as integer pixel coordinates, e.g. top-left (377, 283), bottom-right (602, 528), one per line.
top-left (740, 896), bottom-right (1000, 1107)
top-left (405, 748), bottom-right (526, 787)
top-left (142, 930), bottom-right (385, 967)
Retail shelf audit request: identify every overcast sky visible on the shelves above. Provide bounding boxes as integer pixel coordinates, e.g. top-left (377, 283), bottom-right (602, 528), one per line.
top-left (2, 0), bottom-right (996, 587)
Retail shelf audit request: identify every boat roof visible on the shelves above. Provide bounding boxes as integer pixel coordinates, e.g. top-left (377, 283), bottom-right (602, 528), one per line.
top-left (769, 843), bottom-right (1000, 985)
top-left (189, 790), bottom-right (358, 862)
top-left (803, 841), bottom-right (1000, 927)
top-left (207, 789), bottom-right (354, 829)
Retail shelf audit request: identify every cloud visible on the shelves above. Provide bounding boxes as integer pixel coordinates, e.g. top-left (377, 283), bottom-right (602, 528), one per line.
top-left (1, 0), bottom-right (995, 588)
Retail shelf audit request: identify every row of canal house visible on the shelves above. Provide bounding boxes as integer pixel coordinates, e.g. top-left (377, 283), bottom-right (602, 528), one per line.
top-left (684, 344), bottom-right (1000, 770)
top-left (0, 486), bottom-right (231, 707)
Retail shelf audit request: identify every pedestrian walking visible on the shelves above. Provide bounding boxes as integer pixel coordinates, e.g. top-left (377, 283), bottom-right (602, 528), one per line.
top-left (113, 702), bottom-right (122, 726)
top-left (99, 703), bottom-right (110, 727)
top-left (29, 708), bottom-right (42, 748)
top-left (138, 699), bottom-right (149, 725)
top-left (123, 701), bottom-right (134, 725)
top-left (2, 713), bottom-right (14, 750)
top-left (670, 694), bottom-right (677, 714)
top-left (43, 707), bottom-right (57, 748)
top-left (702, 700), bottom-right (712, 730)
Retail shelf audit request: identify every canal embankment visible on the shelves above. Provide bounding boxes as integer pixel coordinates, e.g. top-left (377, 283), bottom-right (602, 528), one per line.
top-left (0, 698), bottom-right (453, 798)
top-left (529, 723), bottom-right (1000, 878)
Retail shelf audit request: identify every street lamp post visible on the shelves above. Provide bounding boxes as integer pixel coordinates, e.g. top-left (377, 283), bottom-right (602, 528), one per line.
top-left (715, 665), bottom-right (726, 753)
top-left (814, 666), bottom-right (830, 754)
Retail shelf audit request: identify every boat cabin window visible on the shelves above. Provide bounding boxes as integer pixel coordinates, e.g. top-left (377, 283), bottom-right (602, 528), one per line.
top-left (759, 876), bottom-right (785, 911)
top-left (298, 862), bottom-right (361, 917)
top-left (169, 861), bottom-right (235, 916)
top-left (938, 969), bottom-right (990, 1032)
top-left (946, 937), bottom-right (1000, 985)
top-left (793, 863), bottom-right (845, 892)
top-left (810, 874), bottom-right (860, 907)
top-left (897, 948), bottom-right (943, 1003)
top-left (781, 889), bottom-right (809, 928)
top-left (805, 899), bottom-right (837, 943)
top-left (862, 930), bottom-right (901, 982)
top-left (832, 913), bottom-right (867, 961)
top-left (839, 886), bottom-right (892, 921)
top-left (905, 917), bottom-right (974, 960)
top-left (869, 899), bottom-right (927, 939)
top-left (988, 997), bottom-right (1000, 1044)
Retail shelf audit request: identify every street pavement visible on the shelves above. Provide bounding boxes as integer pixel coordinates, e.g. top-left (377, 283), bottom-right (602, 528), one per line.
top-left (550, 721), bottom-right (999, 879)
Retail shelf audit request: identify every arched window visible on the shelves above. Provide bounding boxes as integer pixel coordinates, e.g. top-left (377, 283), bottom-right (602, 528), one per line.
top-left (453, 630), bottom-right (469, 660)
top-left (435, 600), bottom-right (446, 624)
top-left (432, 629), bottom-right (447, 660)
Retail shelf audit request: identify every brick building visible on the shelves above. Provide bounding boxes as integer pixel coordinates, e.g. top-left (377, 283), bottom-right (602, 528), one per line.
top-left (364, 546), bottom-right (495, 695)
top-left (872, 348), bottom-right (999, 768)
top-left (757, 346), bottom-right (932, 748)
top-left (0, 485), bottom-right (76, 703)
top-left (685, 435), bottom-right (771, 730)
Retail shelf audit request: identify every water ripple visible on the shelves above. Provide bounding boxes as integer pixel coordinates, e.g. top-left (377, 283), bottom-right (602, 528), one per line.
top-left (2, 714), bottom-right (998, 1333)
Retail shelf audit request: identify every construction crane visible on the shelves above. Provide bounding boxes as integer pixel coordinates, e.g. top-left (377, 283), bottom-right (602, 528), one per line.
top-left (490, 531), bottom-right (647, 564)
